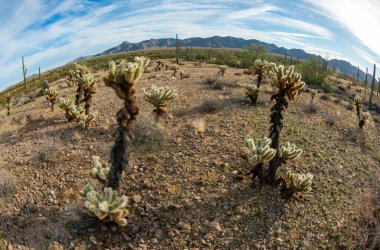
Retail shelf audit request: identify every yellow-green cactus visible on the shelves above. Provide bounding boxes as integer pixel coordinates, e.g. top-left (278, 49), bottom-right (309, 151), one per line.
top-left (44, 87), bottom-right (59, 112)
top-left (80, 183), bottom-right (95, 197)
top-left (353, 95), bottom-right (370, 128)
top-left (252, 59), bottom-right (269, 86)
top-left (69, 105), bottom-right (85, 122)
top-left (278, 142), bottom-right (302, 162)
top-left (90, 155), bottom-right (110, 183)
top-left (218, 65), bottom-right (227, 77)
top-left (58, 97), bottom-right (73, 121)
top-left (309, 89), bottom-right (317, 104)
top-left (354, 95), bottom-right (362, 106)
top-left (79, 113), bottom-right (95, 129)
top-left (143, 85), bottom-right (178, 116)
top-left (284, 170), bottom-right (313, 194)
top-left (244, 137), bottom-right (277, 166)
top-left (243, 83), bottom-right (259, 104)
top-left (270, 64), bottom-right (305, 101)
top-left (84, 186), bottom-right (129, 227)
top-left (78, 73), bottom-right (97, 116)
top-left (179, 70), bottom-right (185, 80)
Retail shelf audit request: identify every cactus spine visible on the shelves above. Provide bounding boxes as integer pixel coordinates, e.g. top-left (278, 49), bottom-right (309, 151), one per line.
top-left (44, 87), bottom-right (59, 112)
top-left (144, 86), bottom-right (178, 117)
top-left (267, 64), bottom-right (305, 184)
top-left (103, 56), bottom-right (150, 189)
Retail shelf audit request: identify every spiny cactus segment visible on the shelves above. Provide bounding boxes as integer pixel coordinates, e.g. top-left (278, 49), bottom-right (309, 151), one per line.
top-left (103, 56), bottom-right (150, 189)
top-left (353, 95), bottom-right (370, 128)
top-left (58, 97), bottom-right (73, 121)
top-left (284, 170), bottom-right (313, 195)
top-left (278, 142), bottom-right (302, 162)
top-left (90, 155), bottom-right (110, 183)
top-left (244, 137), bottom-right (276, 166)
top-left (253, 59), bottom-right (269, 87)
top-left (218, 65), bottom-right (227, 77)
top-left (243, 83), bottom-right (259, 104)
top-left (72, 63), bottom-right (91, 105)
top-left (270, 64), bottom-right (305, 101)
top-left (143, 86), bottom-right (178, 116)
top-left (84, 186), bottom-right (129, 227)
top-left (179, 70), bottom-right (184, 80)
top-left (78, 73), bottom-right (98, 115)
top-left (44, 87), bottom-right (59, 112)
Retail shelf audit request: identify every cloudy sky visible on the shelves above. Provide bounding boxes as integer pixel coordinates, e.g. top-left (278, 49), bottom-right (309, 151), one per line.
top-left (1, 0), bottom-right (380, 90)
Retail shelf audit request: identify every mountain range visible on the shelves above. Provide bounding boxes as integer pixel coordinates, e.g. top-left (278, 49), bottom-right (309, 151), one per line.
top-left (79, 36), bottom-right (373, 83)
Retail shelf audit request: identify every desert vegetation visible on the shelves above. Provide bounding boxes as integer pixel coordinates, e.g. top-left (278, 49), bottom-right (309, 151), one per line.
top-left (0, 47), bottom-right (379, 249)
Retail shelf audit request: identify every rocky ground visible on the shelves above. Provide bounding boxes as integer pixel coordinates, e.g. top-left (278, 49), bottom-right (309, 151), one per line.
top-left (0, 61), bottom-right (379, 249)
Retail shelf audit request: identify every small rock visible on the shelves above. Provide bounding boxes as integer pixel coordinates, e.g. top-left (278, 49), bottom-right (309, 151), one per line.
top-left (133, 195), bottom-right (142, 203)
top-left (210, 220), bottom-right (222, 232)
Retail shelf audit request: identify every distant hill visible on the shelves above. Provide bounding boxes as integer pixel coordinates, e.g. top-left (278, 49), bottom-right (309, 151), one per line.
top-left (77, 36), bottom-right (373, 83)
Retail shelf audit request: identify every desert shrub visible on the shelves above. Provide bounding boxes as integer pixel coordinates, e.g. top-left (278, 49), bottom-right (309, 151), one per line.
top-left (199, 97), bottom-right (224, 113)
top-left (34, 136), bottom-right (62, 162)
top-left (132, 116), bottom-right (166, 145)
top-left (0, 125), bottom-right (17, 138)
top-left (191, 118), bottom-right (206, 135)
top-left (205, 77), bottom-right (217, 85)
top-left (212, 78), bottom-right (235, 90)
top-left (298, 56), bottom-right (332, 87)
top-left (214, 50), bottom-right (239, 67)
top-left (320, 94), bottom-right (330, 101)
top-left (240, 45), bottom-right (267, 68)
top-left (324, 115), bottom-right (336, 126)
top-left (0, 170), bottom-right (16, 197)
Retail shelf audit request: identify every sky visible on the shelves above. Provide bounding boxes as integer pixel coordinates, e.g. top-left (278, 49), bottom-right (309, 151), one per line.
top-left (0, 0), bottom-right (380, 90)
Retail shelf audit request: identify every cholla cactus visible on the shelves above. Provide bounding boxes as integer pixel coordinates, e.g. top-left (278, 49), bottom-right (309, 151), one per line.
top-left (278, 142), bottom-right (302, 162)
top-left (66, 70), bottom-right (77, 87)
top-left (84, 186), bottom-right (129, 227)
top-left (309, 89), bottom-right (317, 104)
top-left (103, 56), bottom-right (150, 189)
top-left (218, 65), bottom-right (227, 77)
top-left (266, 64), bottom-right (305, 184)
top-left (156, 60), bottom-right (166, 71)
top-left (243, 83), bottom-right (259, 104)
top-left (78, 73), bottom-right (97, 115)
top-left (244, 137), bottom-right (276, 166)
top-left (170, 65), bottom-right (179, 76)
top-left (5, 93), bottom-right (11, 116)
top-left (252, 59), bottom-right (269, 87)
top-left (90, 155), bottom-right (110, 183)
top-left (44, 87), bottom-right (59, 112)
top-left (353, 95), bottom-right (370, 128)
top-left (79, 113), bottom-right (95, 129)
top-left (284, 171), bottom-right (313, 196)
top-left (58, 97), bottom-right (74, 121)
top-left (179, 70), bottom-right (185, 80)
top-left (143, 86), bottom-right (178, 116)
top-left (72, 63), bottom-right (91, 105)
top-left (69, 105), bottom-right (85, 122)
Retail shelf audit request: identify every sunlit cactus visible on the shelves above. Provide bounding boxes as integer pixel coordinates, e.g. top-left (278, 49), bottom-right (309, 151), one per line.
top-left (58, 97), bottom-right (73, 121)
top-left (353, 95), bottom-right (369, 128)
top-left (72, 63), bottom-right (91, 105)
top-left (244, 137), bottom-right (277, 166)
top-left (170, 65), bottom-right (179, 76)
top-left (284, 170), bottom-right (313, 195)
top-left (5, 93), bottom-right (11, 116)
top-left (179, 70), bottom-right (185, 80)
top-left (266, 63), bottom-right (305, 184)
top-left (78, 73), bottom-right (98, 115)
top-left (79, 113), bottom-right (95, 129)
top-left (103, 56), bottom-right (150, 189)
top-left (243, 83), bottom-right (259, 104)
top-left (69, 105), bottom-right (85, 122)
top-left (156, 60), bottom-right (166, 71)
top-left (90, 155), bottom-right (110, 183)
top-left (66, 70), bottom-right (77, 87)
top-left (278, 142), bottom-right (302, 162)
top-left (253, 59), bottom-right (269, 87)
top-left (143, 86), bottom-right (178, 116)
top-left (44, 87), bottom-right (59, 112)
top-left (309, 89), bottom-right (317, 104)
top-left (218, 65), bottom-right (227, 77)
top-left (84, 186), bottom-right (129, 227)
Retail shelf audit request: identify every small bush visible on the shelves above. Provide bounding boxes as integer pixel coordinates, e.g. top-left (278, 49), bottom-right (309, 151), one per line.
top-left (320, 94), bottom-right (330, 101)
top-left (0, 170), bottom-right (16, 197)
top-left (205, 77), bottom-right (217, 85)
top-left (212, 78), bottom-right (235, 90)
top-left (198, 97), bottom-right (224, 113)
top-left (133, 116), bottom-right (166, 145)
top-left (346, 103), bottom-right (354, 110)
top-left (324, 116), bottom-right (336, 126)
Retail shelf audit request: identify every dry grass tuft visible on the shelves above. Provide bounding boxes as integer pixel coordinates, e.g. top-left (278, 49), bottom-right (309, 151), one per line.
top-left (191, 118), bottom-right (206, 135)
top-left (0, 169), bottom-right (16, 197)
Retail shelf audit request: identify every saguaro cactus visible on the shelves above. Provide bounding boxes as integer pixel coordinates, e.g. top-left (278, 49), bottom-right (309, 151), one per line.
top-left (218, 65), bottom-right (227, 77)
top-left (267, 64), bottom-right (305, 184)
top-left (143, 85), bottom-right (178, 117)
top-left (354, 95), bottom-right (370, 128)
top-left (44, 87), bottom-right (59, 112)
top-left (103, 56), bottom-right (150, 189)
top-left (22, 56), bottom-right (28, 90)
top-left (5, 93), bottom-right (11, 116)
top-left (78, 73), bottom-right (98, 115)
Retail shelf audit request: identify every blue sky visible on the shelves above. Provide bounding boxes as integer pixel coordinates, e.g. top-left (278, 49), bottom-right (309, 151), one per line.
top-left (1, 0), bottom-right (380, 90)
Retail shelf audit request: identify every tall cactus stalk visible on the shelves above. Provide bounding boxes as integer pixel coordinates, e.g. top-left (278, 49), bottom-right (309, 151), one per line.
top-left (176, 34), bottom-right (179, 65)
top-left (267, 64), bottom-right (305, 184)
top-left (5, 93), bottom-right (11, 116)
top-left (22, 56), bottom-right (28, 90)
top-left (356, 66), bottom-right (360, 84)
top-left (369, 64), bottom-right (376, 108)
top-left (79, 74), bottom-right (98, 115)
top-left (103, 57), bottom-right (150, 189)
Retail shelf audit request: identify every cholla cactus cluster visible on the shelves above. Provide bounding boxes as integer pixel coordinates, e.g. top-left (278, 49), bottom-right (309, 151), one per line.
top-left (58, 97), bottom-right (94, 128)
top-left (284, 171), bottom-right (313, 194)
top-left (252, 59), bottom-right (269, 86)
top-left (103, 56), bottom-right (150, 189)
top-left (170, 65), bottom-right (179, 76)
top-left (78, 73), bottom-right (98, 115)
top-left (82, 185), bottom-right (129, 227)
top-left (309, 89), bottom-right (317, 103)
top-left (156, 60), bottom-right (166, 71)
top-left (243, 83), bottom-right (259, 104)
top-left (90, 155), bottom-right (110, 183)
top-left (44, 87), bottom-right (59, 112)
top-left (218, 65), bottom-right (227, 77)
top-left (5, 93), bottom-right (11, 116)
top-left (353, 95), bottom-right (370, 128)
top-left (58, 97), bottom-right (73, 121)
top-left (244, 137), bottom-right (276, 166)
top-left (278, 142), bottom-right (303, 162)
top-left (270, 64), bottom-right (305, 101)
top-left (143, 86), bottom-right (178, 116)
